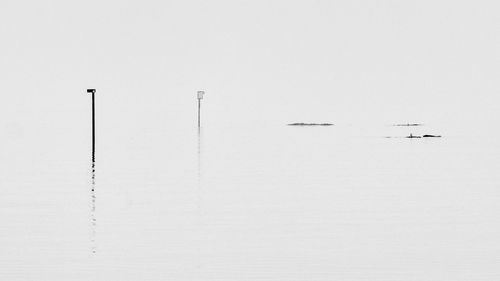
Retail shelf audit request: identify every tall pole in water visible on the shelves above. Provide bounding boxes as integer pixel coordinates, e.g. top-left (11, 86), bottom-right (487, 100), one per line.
top-left (87, 89), bottom-right (96, 162)
top-left (197, 91), bottom-right (205, 128)
top-left (86, 89), bottom-right (97, 253)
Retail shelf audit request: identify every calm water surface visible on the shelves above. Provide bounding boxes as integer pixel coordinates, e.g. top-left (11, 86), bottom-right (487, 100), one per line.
top-left (1, 123), bottom-right (499, 280)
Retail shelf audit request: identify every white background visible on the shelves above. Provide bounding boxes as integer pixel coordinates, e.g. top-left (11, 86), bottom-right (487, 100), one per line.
top-left (1, 1), bottom-right (500, 280)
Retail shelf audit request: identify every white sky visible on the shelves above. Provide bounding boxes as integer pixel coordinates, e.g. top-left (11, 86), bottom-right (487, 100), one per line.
top-left (1, 0), bottom-right (499, 133)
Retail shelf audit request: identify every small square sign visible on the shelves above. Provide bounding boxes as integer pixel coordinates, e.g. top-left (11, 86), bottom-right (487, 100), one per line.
top-left (197, 91), bottom-right (205, 99)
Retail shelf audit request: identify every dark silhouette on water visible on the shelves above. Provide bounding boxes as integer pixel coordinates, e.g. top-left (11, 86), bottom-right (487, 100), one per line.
top-left (288, 123), bottom-right (333, 126)
top-left (406, 134), bottom-right (421, 138)
top-left (394, 123), bottom-right (422, 126)
top-left (405, 134), bottom-right (442, 138)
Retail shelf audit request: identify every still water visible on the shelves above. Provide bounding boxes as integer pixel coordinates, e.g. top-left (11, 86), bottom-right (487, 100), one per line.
top-left (1, 123), bottom-right (499, 280)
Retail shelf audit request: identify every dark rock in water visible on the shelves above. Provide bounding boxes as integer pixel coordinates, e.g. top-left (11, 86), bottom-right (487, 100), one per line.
top-left (394, 123), bottom-right (423, 126)
top-left (288, 123), bottom-right (333, 126)
top-left (406, 134), bottom-right (421, 138)
top-left (405, 134), bottom-right (442, 138)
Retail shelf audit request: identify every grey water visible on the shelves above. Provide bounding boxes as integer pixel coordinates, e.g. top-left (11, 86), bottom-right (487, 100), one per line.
top-left (1, 122), bottom-right (500, 281)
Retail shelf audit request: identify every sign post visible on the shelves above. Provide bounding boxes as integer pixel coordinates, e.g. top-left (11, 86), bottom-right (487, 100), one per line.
top-left (197, 91), bottom-right (205, 128)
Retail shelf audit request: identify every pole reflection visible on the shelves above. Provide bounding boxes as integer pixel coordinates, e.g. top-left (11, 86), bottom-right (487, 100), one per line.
top-left (196, 126), bottom-right (203, 275)
top-left (90, 161), bottom-right (96, 254)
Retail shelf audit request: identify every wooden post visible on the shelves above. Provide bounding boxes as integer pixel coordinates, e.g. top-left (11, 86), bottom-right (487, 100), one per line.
top-left (87, 89), bottom-right (96, 162)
